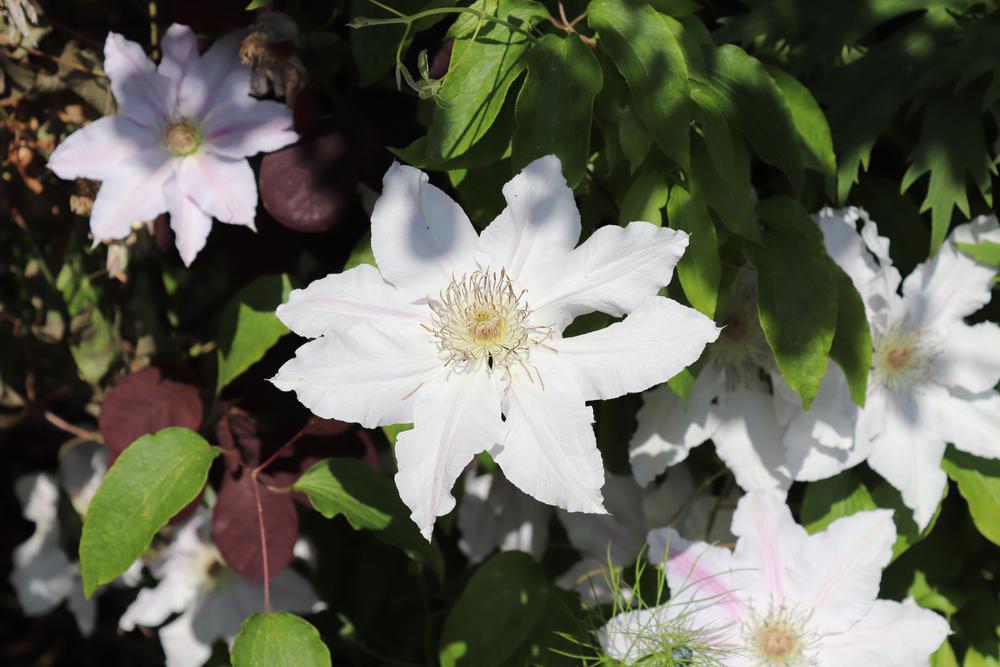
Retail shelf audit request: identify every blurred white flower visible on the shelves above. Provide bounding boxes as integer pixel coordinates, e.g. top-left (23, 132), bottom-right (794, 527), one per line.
top-left (801, 209), bottom-right (1000, 528)
top-left (48, 23), bottom-right (297, 265)
top-left (119, 508), bottom-right (324, 667)
top-left (9, 441), bottom-right (138, 636)
top-left (601, 492), bottom-right (950, 666)
top-left (273, 155), bottom-right (719, 539)
top-left (457, 468), bottom-right (549, 564)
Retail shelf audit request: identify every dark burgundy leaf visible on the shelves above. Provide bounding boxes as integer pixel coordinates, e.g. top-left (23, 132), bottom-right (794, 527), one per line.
top-left (215, 408), bottom-right (264, 473)
top-left (263, 418), bottom-right (379, 490)
top-left (212, 469), bottom-right (299, 581)
top-left (99, 367), bottom-right (203, 464)
top-left (259, 131), bottom-right (358, 233)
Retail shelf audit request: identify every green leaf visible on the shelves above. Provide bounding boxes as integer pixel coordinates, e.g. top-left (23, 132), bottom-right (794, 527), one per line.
top-left (957, 241), bottom-right (1000, 269)
top-left (942, 447), bottom-right (1000, 547)
top-left (698, 45), bottom-right (804, 192)
top-left (618, 106), bottom-right (652, 174)
top-left (245, 0), bottom-right (270, 9)
top-left (965, 647), bottom-right (1000, 667)
top-left (619, 169), bottom-right (669, 227)
top-left (589, 0), bottom-right (691, 170)
top-left (689, 129), bottom-right (760, 244)
top-left (382, 423), bottom-right (414, 446)
top-left (747, 198), bottom-right (836, 408)
top-left (349, 0), bottom-right (456, 86)
top-left (439, 551), bottom-right (550, 667)
top-left (216, 274), bottom-right (295, 393)
top-left (902, 94), bottom-right (996, 253)
top-left (424, 0), bottom-right (547, 163)
top-left (79, 427), bottom-right (218, 597)
top-left (800, 471), bottom-right (877, 535)
top-left (294, 458), bottom-right (444, 578)
top-left (828, 261), bottom-right (872, 406)
top-left (870, 479), bottom-right (944, 559)
top-left (512, 34), bottom-right (602, 187)
top-left (765, 65), bottom-right (836, 195)
top-left (231, 613), bottom-right (331, 667)
top-left (57, 258), bottom-right (119, 384)
top-left (666, 183), bottom-right (719, 317)
top-left (932, 641), bottom-right (961, 667)
top-left (343, 231), bottom-right (376, 271)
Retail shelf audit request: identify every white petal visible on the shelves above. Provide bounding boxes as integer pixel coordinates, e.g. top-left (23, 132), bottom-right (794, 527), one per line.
top-left (370, 163), bottom-right (479, 301)
top-left (495, 371), bottom-right (606, 514)
top-left (119, 571), bottom-right (199, 631)
top-left (867, 390), bottom-right (947, 530)
top-left (649, 528), bottom-right (744, 631)
top-left (66, 578), bottom-right (98, 637)
top-left (532, 222), bottom-right (689, 331)
top-left (902, 240), bottom-right (997, 329)
top-left (729, 491), bottom-right (807, 604)
top-left (394, 370), bottom-right (506, 540)
top-left (104, 32), bottom-right (173, 127)
top-left (924, 384), bottom-right (1000, 460)
top-left (476, 155), bottom-right (580, 290)
top-left (711, 388), bottom-right (793, 496)
top-left (787, 509), bottom-right (895, 635)
top-left (177, 153), bottom-right (257, 226)
top-left (779, 363), bottom-right (857, 453)
top-left (48, 115), bottom-right (158, 181)
top-left (176, 32), bottom-right (249, 121)
top-left (542, 296), bottom-right (719, 402)
top-left (818, 600), bottom-right (950, 667)
top-left (10, 548), bottom-right (76, 617)
top-left (158, 23), bottom-right (198, 93)
top-left (817, 208), bottom-right (883, 298)
top-left (931, 321), bottom-right (1000, 393)
top-left (275, 264), bottom-right (429, 339)
top-left (159, 609), bottom-right (214, 667)
top-left (268, 568), bottom-right (327, 614)
top-left (164, 174), bottom-right (213, 266)
top-left (202, 100), bottom-right (298, 159)
top-left (558, 474), bottom-right (646, 565)
top-left (457, 472), bottom-right (550, 564)
top-left (88, 151), bottom-right (173, 240)
top-left (58, 440), bottom-right (107, 518)
top-left (271, 323), bottom-right (442, 428)
top-left (629, 366), bottom-right (724, 486)
top-left (598, 605), bottom-right (674, 664)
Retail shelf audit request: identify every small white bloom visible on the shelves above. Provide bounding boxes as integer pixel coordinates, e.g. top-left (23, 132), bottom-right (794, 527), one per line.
top-left (800, 209), bottom-right (1000, 529)
top-left (48, 23), bottom-right (298, 266)
top-left (629, 269), bottom-right (861, 498)
top-left (272, 155), bottom-right (720, 538)
top-left (601, 492), bottom-right (950, 666)
top-left (119, 509), bottom-right (324, 667)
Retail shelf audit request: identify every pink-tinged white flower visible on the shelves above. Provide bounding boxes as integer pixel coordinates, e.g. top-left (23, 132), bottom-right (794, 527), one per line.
top-left (600, 492), bottom-right (950, 666)
top-left (119, 509), bottom-right (324, 667)
top-left (9, 441), bottom-right (139, 636)
top-left (797, 209), bottom-right (1000, 529)
top-left (272, 155), bottom-right (720, 539)
top-left (47, 23), bottom-right (297, 266)
top-left (629, 270), bottom-right (861, 498)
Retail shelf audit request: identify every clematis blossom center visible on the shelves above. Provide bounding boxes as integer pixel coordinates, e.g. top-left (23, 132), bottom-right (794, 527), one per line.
top-left (427, 268), bottom-right (551, 383)
top-left (164, 120), bottom-right (202, 156)
top-left (745, 605), bottom-right (815, 666)
top-left (872, 325), bottom-right (939, 392)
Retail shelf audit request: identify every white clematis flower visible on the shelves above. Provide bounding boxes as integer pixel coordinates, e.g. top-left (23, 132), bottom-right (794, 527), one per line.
top-left (629, 269), bottom-right (862, 498)
top-left (119, 509), bottom-right (324, 667)
top-left (272, 155), bottom-right (720, 539)
top-left (800, 209), bottom-right (1000, 529)
top-left (600, 492), bottom-right (950, 666)
top-left (47, 23), bottom-right (297, 266)
top-left (9, 441), bottom-right (138, 636)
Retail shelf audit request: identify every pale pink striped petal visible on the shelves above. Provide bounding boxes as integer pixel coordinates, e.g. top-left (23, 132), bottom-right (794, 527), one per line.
top-left (48, 115), bottom-right (157, 181)
top-left (104, 32), bottom-right (173, 127)
top-left (202, 100), bottom-right (298, 159)
top-left (177, 154), bottom-right (257, 227)
top-left (164, 174), bottom-right (213, 266)
top-left (88, 150), bottom-right (173, 240)
top-left (158, 24), bottom-right (198, 94)
top-left (176, 32), bottom-right (249, 121)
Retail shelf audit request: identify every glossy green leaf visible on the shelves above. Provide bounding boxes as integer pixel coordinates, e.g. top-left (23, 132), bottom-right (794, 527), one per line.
top-left (294, 458), bottom-right (444, 578)
top-left (689, 129), bottom-right (759, 244)
top-left (216, 274), bottom-right (295, 393)
top-left (619, 169), bottom-right (669, 227)
top-left (748, 198), bottom-right (836, 408)
top-left (942, 447), bottom-right (1000, 547)
top-left (666, 183), bottom-right (719, 317)
top-left (231, 613), bottom-right (331, 667)
top-left (699, 45), bottom-right (805, 192)
top-left (932, 641), bottom-right (961, 667)
top-left (424, 0), bottom-right (546, 163)
top-left (902, 94), bottom-right (996, 253)
top-left (512, 34), bottom-right (602, 187)
top-left (828, 261), bottom-right (872, 406)
top-left (870, 479), bottom-right (945, 559)
top-left (439, 551), bottom-right (550, 667)
top-left (765, 64), bottom-right (837, 193)
top-left (957, 241), bottom-right (1000, 268)
top-left (589, 0), bottom-right (691, 170)
top-left (80, 427), bottom-right (218, 596)
top-left (800, 471), bottom-right (877, 535)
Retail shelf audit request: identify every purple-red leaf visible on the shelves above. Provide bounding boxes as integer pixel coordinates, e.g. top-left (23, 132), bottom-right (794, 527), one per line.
top-left (99, 367), bottom-right (203, 464)
top-left (212, 469), bottom-right (299, 581)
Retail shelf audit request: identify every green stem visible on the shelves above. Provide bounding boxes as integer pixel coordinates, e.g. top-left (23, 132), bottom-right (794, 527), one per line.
top-left (355, 5), bottom-right (538, 41)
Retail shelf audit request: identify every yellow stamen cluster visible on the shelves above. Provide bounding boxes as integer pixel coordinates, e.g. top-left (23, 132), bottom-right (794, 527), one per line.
top-left (872, 325), bottom-right (940, 392)
top-left (744, 604), bottom-right (817, 667)
top-left (164, 120), bottom-right (202, 156)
